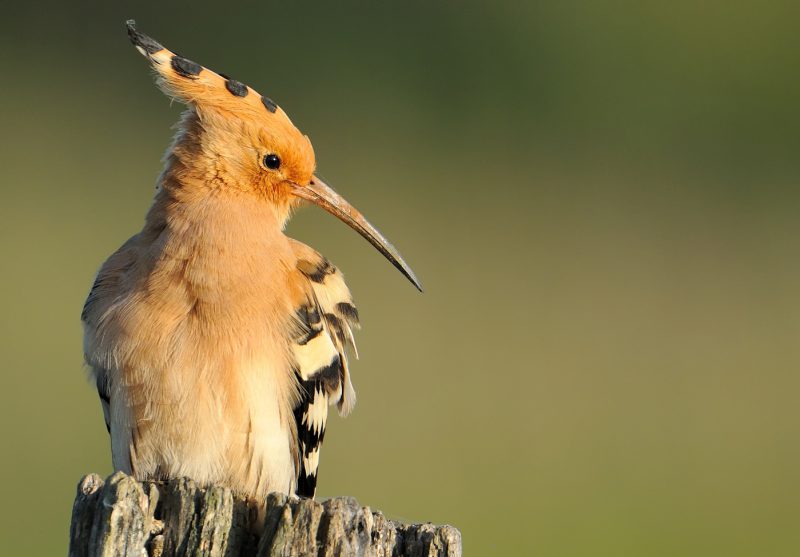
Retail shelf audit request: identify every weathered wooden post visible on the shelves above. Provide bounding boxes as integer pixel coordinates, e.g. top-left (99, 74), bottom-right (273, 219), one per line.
top-left (69, 473), bottom-right (462, 556)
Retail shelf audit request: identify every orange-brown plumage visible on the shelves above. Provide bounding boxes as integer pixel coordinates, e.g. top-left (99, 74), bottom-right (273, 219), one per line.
top-left (82, 21), bottom-right (419, 503)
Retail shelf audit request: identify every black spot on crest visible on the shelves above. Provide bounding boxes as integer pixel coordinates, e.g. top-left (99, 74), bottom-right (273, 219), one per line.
top-left (261, 96), bottom-right (277, 113)
top-left (225, 79), bottom-right (249, 97)
top-left (126, 20), bottom-right (164, 55)
top-left (171, 56), bottom-right (202, 78)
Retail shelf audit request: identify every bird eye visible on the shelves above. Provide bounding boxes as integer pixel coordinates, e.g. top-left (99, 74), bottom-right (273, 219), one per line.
top-left (263, 154), bottom-right (281, 170)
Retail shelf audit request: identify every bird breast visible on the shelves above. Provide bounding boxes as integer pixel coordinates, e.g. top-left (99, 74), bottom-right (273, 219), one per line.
top-left (93, 193), bottom-right (305, 497)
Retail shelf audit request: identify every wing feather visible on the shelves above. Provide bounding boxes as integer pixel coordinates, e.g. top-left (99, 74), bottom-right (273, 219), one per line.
top-left (289, 242), bottom-right (360, 497)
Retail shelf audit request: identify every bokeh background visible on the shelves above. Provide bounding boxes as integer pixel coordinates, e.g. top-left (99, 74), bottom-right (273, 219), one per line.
top-left (1, 1), bottom-right (799, 554)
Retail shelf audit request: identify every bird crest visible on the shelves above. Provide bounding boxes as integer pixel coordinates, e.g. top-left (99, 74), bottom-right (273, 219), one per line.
top-left (126, 19), bottom-right (316, 208)
top-left (127, 19), bottom-right (293, 128)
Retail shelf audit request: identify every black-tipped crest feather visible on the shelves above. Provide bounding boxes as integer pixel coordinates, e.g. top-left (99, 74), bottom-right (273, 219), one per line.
top-left (126, 20), bottom-right (163, 55)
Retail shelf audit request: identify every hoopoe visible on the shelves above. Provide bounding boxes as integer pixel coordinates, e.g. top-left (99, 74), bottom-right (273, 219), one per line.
top-left (81, 21), bottom-right (421, 502)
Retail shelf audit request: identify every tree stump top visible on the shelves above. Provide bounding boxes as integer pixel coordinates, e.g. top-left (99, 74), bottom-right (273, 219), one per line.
top-left (69, 472), bottom-right (462, 557)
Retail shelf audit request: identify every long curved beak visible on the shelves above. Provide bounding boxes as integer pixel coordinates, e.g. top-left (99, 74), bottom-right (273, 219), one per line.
top-left (290, 176), bottom-right (423, 292)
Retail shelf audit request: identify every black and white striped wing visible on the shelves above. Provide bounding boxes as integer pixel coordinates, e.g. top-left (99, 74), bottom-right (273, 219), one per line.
top-left (291, 257), bottom-right (359, 497)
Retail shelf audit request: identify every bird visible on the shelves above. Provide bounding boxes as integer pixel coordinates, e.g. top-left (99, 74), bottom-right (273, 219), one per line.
top-left (81, 20), bottom-right (421, 503)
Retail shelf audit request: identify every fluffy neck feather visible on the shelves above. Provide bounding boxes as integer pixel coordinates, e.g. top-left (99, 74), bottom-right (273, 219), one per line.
top-left (149, 109), bottom-right (295, 231)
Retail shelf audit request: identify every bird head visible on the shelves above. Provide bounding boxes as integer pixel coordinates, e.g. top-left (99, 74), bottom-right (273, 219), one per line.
top-left (127, 21), bottom-right (421, 291)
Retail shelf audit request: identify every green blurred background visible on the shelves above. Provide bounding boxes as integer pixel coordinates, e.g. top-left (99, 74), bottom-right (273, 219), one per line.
top-left (1, 1), bottom-right (799, 554)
